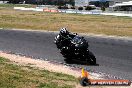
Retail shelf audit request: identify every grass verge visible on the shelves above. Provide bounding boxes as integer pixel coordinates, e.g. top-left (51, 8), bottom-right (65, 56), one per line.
top-left (0, 57), bottom-right (78, 88)
top-left (0, 4), bottom-right (34, 8)
top-left (0, 5), bottom-right (132, 37)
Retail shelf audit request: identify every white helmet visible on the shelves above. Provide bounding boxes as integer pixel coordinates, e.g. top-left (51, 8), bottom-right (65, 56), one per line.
top-left (60, 28), bottom-right (68, 35)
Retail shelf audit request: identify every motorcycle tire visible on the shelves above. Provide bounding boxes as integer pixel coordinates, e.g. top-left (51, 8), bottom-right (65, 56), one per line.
top-left (86, 51), bottom-right (96, 65)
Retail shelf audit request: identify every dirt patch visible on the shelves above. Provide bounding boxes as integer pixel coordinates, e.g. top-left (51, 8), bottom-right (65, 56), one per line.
top-left (0, 51), bottom-right (81, 77)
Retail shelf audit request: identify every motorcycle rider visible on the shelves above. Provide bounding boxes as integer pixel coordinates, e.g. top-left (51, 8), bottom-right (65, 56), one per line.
top-left (60, 28), bottom-right (69, 37)
top-left (59, 28), bottom-right (77, 39)
top-left (55, 28), bottom-right (77, 53)
top-left (54, 28), bottom-right (96, 65)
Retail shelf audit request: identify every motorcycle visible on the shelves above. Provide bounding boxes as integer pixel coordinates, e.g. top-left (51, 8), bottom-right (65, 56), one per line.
top-left (54, 29), bottom-right (96, 65)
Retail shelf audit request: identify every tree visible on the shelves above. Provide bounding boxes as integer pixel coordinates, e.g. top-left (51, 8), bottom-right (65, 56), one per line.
top-left (8, 0), bottom-right (20, 4)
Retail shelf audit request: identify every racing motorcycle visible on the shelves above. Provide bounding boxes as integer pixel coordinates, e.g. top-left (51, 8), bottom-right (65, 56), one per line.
top-left (54, 28), bottom-right (96, 65)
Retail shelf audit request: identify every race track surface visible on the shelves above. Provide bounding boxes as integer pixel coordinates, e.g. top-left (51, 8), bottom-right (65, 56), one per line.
top-left (0, 29), bottom-right (132, 80)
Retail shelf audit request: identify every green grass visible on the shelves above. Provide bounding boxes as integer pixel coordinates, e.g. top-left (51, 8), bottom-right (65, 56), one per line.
top-left (0, 4), bottom-right (34, 8)
top-left (0, 4), bottom-right (132, 37)
top-left (0, 57), bottom-right (77, 88)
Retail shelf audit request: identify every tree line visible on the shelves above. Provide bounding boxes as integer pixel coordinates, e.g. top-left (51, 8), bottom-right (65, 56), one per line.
top-left (2, 0), bottom-right (74, 5)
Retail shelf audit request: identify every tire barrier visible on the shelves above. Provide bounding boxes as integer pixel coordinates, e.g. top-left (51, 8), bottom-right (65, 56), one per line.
top-left (43, 9), bottom-right (51, 12)
top-left (43, 9), bottom-right (59, 13)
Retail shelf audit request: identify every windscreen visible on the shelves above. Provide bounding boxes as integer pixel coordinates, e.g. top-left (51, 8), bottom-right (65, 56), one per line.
top-left (71, 36), bottom-right (82, 45)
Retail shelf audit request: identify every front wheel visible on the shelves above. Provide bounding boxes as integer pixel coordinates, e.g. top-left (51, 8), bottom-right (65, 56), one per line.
top-left (86, 51), bottom-right (96, 65)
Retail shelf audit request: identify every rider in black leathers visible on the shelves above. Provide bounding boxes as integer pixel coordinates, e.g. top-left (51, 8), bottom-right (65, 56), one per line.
top-left (56, 28), bottom-right (77, 53)
top-left (55, 28), bottom-right (96, 65)
top-left (56, 28), bottom-right (76, 47)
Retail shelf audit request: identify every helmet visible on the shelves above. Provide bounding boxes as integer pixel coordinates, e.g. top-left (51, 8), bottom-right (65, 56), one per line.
top-left (60, 28), bottom-right (69, 36)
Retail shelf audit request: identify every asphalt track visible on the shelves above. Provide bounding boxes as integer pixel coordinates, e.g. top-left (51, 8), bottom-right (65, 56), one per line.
top-left (0, 29), bottom-right (132, 80)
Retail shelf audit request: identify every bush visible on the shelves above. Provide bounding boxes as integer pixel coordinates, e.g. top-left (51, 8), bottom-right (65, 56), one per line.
top-left (58, 6), bottom-right (68, 9)
top-left (78, 7), bottom-right (83, 10)
top-left (63, 6), bottom-right (68, 9)
top-left (85, 6), bottom-right (93, 10)
top-left (58, 6), bottom-right (61, 9)
top-left (101, 7), bottom-right (105, 11)
top-left (70, 6), bottom-right (75, 9)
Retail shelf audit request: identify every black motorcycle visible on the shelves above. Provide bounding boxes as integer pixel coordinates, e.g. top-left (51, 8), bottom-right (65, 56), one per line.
top-left (54, 29), bottom-right (96, 65)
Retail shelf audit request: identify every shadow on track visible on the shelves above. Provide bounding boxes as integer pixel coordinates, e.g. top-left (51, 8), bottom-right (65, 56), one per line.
top-left (64, 58), bottom-right (99, 66)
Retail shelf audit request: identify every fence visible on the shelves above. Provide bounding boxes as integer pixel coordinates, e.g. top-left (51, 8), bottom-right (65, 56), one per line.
top-left (101, 11), bottom-right (132, 17)
top-left (14, 7), bottom-right (132, 17)
top-left (58, 9), bottom-right (102, 15)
